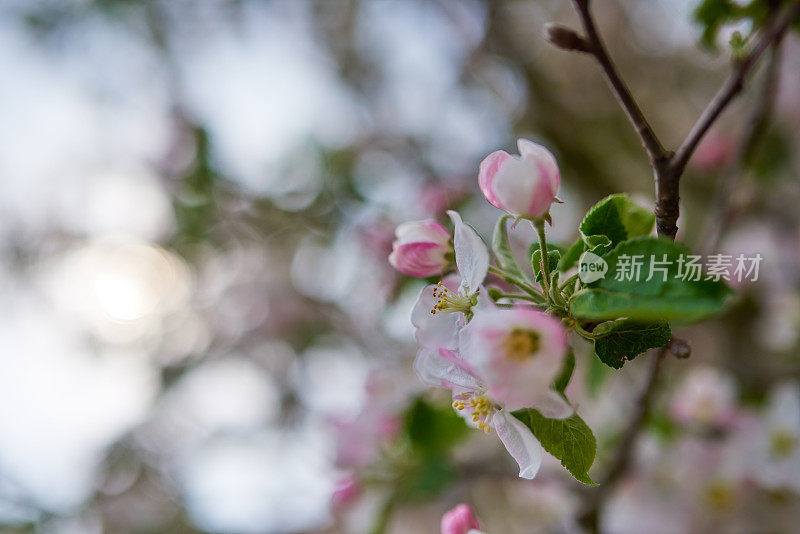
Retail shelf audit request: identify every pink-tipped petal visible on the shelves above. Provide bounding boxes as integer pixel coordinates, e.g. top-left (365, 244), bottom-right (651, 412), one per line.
top-left (461, 306), bottom-right (568, 411)
top-left (479, 150), bottom-right (512, 211)
top-left (478, 139), bottom-right (560, 218)
top-left (389, 242), bottom-right (448, 277)
top-left (389, 219), bottom-right (452, 277)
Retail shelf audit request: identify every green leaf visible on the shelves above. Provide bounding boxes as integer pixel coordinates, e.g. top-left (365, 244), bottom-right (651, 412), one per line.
top-left (579, 194), bottom-right (655, 250)
top-left (593, 320), bottom-right (671, 368)
top-left (585, 354), bottom-right (612, 397)
top-left (404, 397), bottom-right (468, 455)
top-left (553, 348), bottom-right (576, 393)
top-left (511, 409), bottom-right (597, 485)
top-left (531, 246), bottom-right (561, 283)
top-left (558, 238), bottom-right (584, 272)
top-left (694, 0), bottom-right (739, 49)
top-left (396, 456), bottom-right (455, 501)
top-left (493, 215), bottom-right (527, 281)
top-left (569, 237), bottom-right (734, 323)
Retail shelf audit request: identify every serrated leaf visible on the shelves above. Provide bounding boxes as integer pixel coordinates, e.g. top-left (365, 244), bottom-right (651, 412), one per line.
top-left (569, 237), bottom-right (734, 323)
top-left (493, 215), bottom-right (527, 281)
top-left (579, 194), bottom-right (654, 250)
top-left (593, 320), bottom-right (671, 368)
top-left (553, 348), bottom-right (575, 393)
top-left (531, 247), bottom-right (561, 283)
top-left (511, 409), bottom-right (597, 485)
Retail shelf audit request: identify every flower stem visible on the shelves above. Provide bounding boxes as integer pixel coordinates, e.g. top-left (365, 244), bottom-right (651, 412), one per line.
top-left (488, 265), bottom-right (546, 302)
top-left (534, 219), bottom-right (552, 292)
top-left (559, 273), bottom-right (580, 291)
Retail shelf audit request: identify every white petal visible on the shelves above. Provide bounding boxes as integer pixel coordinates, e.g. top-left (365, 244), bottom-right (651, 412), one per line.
top-left (532, 390), bottom-right (574, 419)
top-left (410, 284), bottom-right (459, 350)
top-left (493, 410), bottom-right (544, 480)
top-left (446, 210), bottom-right (489, 294)
top-left (491, 157), bottom-right (539, 216)
top-left (413, 348), bottom-right (482, 391)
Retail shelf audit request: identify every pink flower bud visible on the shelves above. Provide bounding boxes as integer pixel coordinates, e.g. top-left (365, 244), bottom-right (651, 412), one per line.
top-left (441, 503), bottom-right (481, 534)
top-left (331, 475), bottom-right (361, 510)
top-left (389, 220), bottom-right (452, 277)
top-left (479, 139), bottom-right (560, 219)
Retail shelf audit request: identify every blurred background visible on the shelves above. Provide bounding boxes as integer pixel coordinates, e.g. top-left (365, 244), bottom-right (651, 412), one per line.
top-left (0, 0), bottom-right (798, 533)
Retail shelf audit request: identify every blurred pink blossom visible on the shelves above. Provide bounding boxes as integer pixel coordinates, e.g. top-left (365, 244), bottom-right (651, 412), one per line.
top-left (692, 131), bottom-right (735, 172)
top-left (441, 503), bottom-right (483, 534)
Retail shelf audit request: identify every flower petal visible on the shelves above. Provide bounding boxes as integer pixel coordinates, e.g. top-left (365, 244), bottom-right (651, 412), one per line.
top-left (389, 242), bottom-right (448, 277)
top-left (447, 210), bottom-right (489, 294)
top-left (411, 278), bottom-right (460, 350)
top-left (491, 157), bottom-right (541, 215)
top-left (478, 150), bottom-right (511, 211)
top-left (531, 390), bottom-right (574, 419)
top-left (493, 410), bottom-right (544, 480)
top-left (394, 219), bottom-right (450, 246)
top-left (414, 347), bottom-right (482, 391)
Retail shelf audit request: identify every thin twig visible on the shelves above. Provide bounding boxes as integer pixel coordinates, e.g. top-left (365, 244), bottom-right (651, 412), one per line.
top-left (571, 0), bottom-right (668, 166)
top-left (670, 0), bottom-right (800, 177)
top-left (577, 348), bottom-right (667, 532)
top-left (556, 2), bottom-right (798, 531)
top-left (699, 38), bottom-right (784, 255)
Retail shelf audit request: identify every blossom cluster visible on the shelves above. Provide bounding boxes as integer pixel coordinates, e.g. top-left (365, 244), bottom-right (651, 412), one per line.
top-left (392, 140), bottom-right (575, 479)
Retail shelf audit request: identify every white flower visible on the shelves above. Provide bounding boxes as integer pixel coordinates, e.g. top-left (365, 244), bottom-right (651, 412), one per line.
top-left (669, 366), bottom-right (737, 428)
top-left (415, 306), bottom-right (571, 480)
top-left (750, 382), bottom-right (800, 492)
top-left (411, 210), bottom-right (489, 350)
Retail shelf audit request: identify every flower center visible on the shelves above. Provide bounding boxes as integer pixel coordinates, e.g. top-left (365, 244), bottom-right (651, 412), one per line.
top-left (770, 429), bottom-right (798, 459)
top-left (502, 329), bottom-right (541, 362)
top-left (431, 281), bottom-right (478, 317)
top-left (704, 481), bottom-right (734, 510)
top-left (452, 392), bottom-right (495, 434)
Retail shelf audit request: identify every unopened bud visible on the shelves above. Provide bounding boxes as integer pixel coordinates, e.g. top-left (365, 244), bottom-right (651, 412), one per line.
top-left (544, 23), bottom-right (590, 53)
top-left (668, 337), bottom-right (691, 359)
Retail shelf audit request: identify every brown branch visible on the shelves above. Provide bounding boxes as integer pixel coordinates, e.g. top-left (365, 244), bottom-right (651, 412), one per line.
top-left (558, 0), bottom-right (799, 239)
top-left (670, 0), bottom-right (800, 177)
top-left (578, 348), bottom-right (668, 532)
top-left (570, 0), bottom-right (668, 167)
top-left (550, 2), bottom-right (798, 531)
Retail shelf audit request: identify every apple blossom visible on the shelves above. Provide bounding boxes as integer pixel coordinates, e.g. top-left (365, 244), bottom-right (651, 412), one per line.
top-left (415, 306), bottom-right (571, 480)
top-left (479, 139), bottom-right (561, 219)
top-left (389, 219), bottom-right (452, 277)
top-left (458, 306), bottom-right (571, 414)
top-left (669, 367), bottom-right (738, 428)
top-left (410, 211), bottom-right (490, 350)
top-left (749, 382), bottom-right (800, 492)
top-left (440, 503), bottom-right (484, 534)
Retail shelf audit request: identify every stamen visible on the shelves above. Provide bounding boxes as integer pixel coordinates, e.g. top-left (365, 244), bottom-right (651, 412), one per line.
top-left (430, 281), bottom-right (477, 316)
top-left (452, 391), bottom-right (495, 435)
